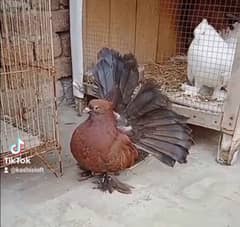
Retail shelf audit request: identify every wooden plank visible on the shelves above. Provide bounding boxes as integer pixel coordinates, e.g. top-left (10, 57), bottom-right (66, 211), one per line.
top-left (172, 104), bottom-right (222, 131)
top-left (156, 0), bottom-right (180, 63)
top-left (135, 0), bottom-right (159, 63)
top-left (83, 0), bottom-right (110, 71)
top-left (109, 0), bottom-right (137, 54)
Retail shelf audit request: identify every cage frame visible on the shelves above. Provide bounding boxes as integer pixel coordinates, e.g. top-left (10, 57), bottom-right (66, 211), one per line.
top-left (0, 0), bottom-right (63, 176)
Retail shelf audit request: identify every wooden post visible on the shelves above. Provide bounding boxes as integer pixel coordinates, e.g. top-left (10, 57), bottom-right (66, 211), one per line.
top-left (218, 30), bottom-right (240, 164)
top-left (228, 112), bottom-right (240, 165)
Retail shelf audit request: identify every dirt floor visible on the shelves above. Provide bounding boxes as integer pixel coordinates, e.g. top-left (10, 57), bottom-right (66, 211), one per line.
top-left (1, 105), bottom-right (240, 227)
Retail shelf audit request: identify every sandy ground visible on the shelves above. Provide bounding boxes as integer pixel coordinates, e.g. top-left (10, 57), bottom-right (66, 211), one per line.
top-left (1, 105), bottom-right (240, 227)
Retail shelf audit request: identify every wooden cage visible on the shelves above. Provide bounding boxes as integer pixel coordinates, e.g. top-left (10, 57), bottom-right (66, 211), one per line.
top-left (71, 0), bottom-right (240, 165)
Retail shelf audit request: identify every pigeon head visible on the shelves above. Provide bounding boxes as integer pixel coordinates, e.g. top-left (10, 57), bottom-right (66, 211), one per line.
top-left (85, 99), bottom-right (114, 114)
top-left (194, 19), bottom-right (213, 37)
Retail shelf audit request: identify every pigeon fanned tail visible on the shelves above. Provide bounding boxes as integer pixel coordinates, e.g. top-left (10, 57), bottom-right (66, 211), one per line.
top-left (93, 48), bottom-right (193, 167)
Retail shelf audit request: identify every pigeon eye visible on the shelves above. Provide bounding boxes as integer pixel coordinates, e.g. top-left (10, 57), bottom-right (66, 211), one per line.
top-left (94, 106), bottom-right (100, 111)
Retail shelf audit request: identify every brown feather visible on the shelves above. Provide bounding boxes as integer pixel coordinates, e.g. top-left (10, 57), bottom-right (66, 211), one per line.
top-left (70, 100), bottom-right (138, 173)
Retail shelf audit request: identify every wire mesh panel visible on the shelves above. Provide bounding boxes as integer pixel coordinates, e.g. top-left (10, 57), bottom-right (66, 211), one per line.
top-left (154, 0), bottom-right (240, 114)
top-left (0, 0), bottom-right (61, 172)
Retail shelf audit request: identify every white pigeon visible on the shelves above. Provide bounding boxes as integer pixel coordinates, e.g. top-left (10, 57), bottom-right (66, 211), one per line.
top-left (187, 19), bottom-right (236, 99)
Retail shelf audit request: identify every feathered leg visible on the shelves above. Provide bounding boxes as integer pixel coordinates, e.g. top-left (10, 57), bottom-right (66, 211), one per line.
top-left (93, 173), bottom-right (134, 194)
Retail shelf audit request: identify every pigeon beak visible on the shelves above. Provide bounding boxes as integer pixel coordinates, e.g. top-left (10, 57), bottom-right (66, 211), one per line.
top-left (83, 107), bottom-right (91, 113)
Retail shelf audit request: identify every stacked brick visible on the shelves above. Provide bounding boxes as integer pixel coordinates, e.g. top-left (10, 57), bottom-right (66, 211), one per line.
top-left (1, 0), bottom-right (71, 80)
top-left (50, 0), bottom-right (71, 79)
